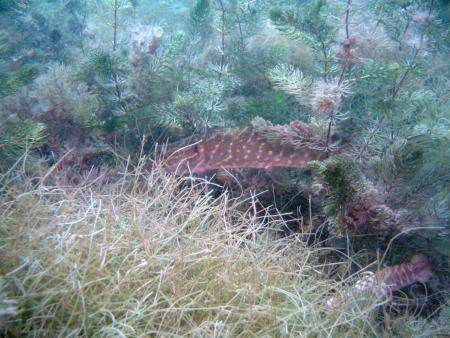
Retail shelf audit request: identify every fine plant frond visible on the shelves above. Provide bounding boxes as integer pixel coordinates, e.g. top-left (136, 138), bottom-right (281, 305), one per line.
top-left (189, 0), bottom-right (212, 38)
top-left (31, 62), bottom-right (101, 126)
top-left (0, 158), bottom-right (428, 337)
top-left (371, 133), bottom-right (450, 210)
top-left (0, 277), bottom-right (17, 324)
top-left (77, 50), bottom-right (127, 84)
top-left (374, 134), bottom-right (437, 185)
top-left (250, 116), bottom-right (327, 149)
top-left (0, 65), bottom-right (38, 97)
top-left (269, 1), bottom-right (337, 57)
top-left (0, 121), bottom-right (45, 171)
top-left (268, 64), bottom-right (313, 105)
top-left (308, 156), bottom-right (359, 220)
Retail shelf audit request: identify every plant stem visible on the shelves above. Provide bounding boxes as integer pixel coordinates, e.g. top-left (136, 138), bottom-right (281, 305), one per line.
top-left (112, 72), bottom-right (127, 113)
top-left (325, 119), bottom-right (333, 152)
top-left (358, 0), bottom-right (435, 160)
top-left (373, 0), bottom-right (385, 33)
top-left (345, 0), bottom-right (351, 39)
top-left (392, 0), bottom-right (434, 100)
top-left (338, 63), bottom-right (347, 85)
top-left (217, 0), bottom-right (225, 79)
top-left (80, 0), bottom-right (88, 55)
top-left (236, 11), bottom-right (244, 51)
top-left (320, 40), bottom-right (329, 82)
top-left (310, 24), bottom-right (329, 81)
top-left (113, 0), bottom-right (118, 51)
top-left (326, 0), bottom-right (352, 151)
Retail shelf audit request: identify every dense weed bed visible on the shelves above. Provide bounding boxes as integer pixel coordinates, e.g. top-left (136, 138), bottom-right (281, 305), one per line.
top-left (0, 160), bottom-right (447, 337)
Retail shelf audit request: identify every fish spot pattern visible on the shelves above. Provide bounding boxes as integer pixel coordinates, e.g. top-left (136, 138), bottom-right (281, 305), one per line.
top-left (164, 129), bottom-right (329, 174)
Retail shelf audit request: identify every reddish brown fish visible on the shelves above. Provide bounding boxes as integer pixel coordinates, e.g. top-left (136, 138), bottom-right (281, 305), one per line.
top-left (327, 253), bottom-right (433, 308)
top-left (377, 253), bottom-right (432, 294)
top-left (164, 128), bottom-right (330, 174)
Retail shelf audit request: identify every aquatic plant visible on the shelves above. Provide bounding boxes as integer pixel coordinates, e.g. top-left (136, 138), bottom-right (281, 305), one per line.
top-left (0, 120), bottom-right (45, 172)
top-left (189, 0), bottom-right (213, 39)
top-left (1, 157), bottom-right (447, 337)
top-left (0, 0), bottom-right (448, 335)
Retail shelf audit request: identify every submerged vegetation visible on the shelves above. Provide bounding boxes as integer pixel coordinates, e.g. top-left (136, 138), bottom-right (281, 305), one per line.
top-left (0, 0), bottom-right (449, 336)
top-left (1, 161), bottom-right (448, 337)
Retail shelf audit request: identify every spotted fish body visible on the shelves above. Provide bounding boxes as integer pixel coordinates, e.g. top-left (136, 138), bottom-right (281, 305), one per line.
top-left (327, 253), bottom-right (432, 308)
top-left (377, 253), bottom-right (432, 294)
top-left (164, 128), bottom-right (329, 174)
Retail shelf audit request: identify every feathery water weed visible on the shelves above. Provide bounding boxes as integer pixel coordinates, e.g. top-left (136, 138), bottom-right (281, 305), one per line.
top-left (0, 157), bottom-right (446, 337)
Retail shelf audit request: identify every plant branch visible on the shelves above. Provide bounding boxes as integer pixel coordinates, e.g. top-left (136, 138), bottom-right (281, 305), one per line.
top-left (320, 40), bottom-right (329, 82)
top-left (345, 0), bottom-right (351, 39)
top-left (217, 0), bottom-right (225, 79)
top-left (358, 0), bottom-right (435, 160)
top-left (325, 0), bottom-right (352, 151)
top-left (112, 0), bottom-right (119, 51)
top-left (80, 0), bottom-right (88, 55)
top-left (373, 0), bottom-right (385, 33)
top-left (235, 11), bottom-right (244, 51)
top-left (112, 72), bottom-right (127, 113)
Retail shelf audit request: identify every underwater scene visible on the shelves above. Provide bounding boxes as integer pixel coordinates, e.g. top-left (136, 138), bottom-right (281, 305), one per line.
top-left (0, 0), bottom-right (449, 336)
